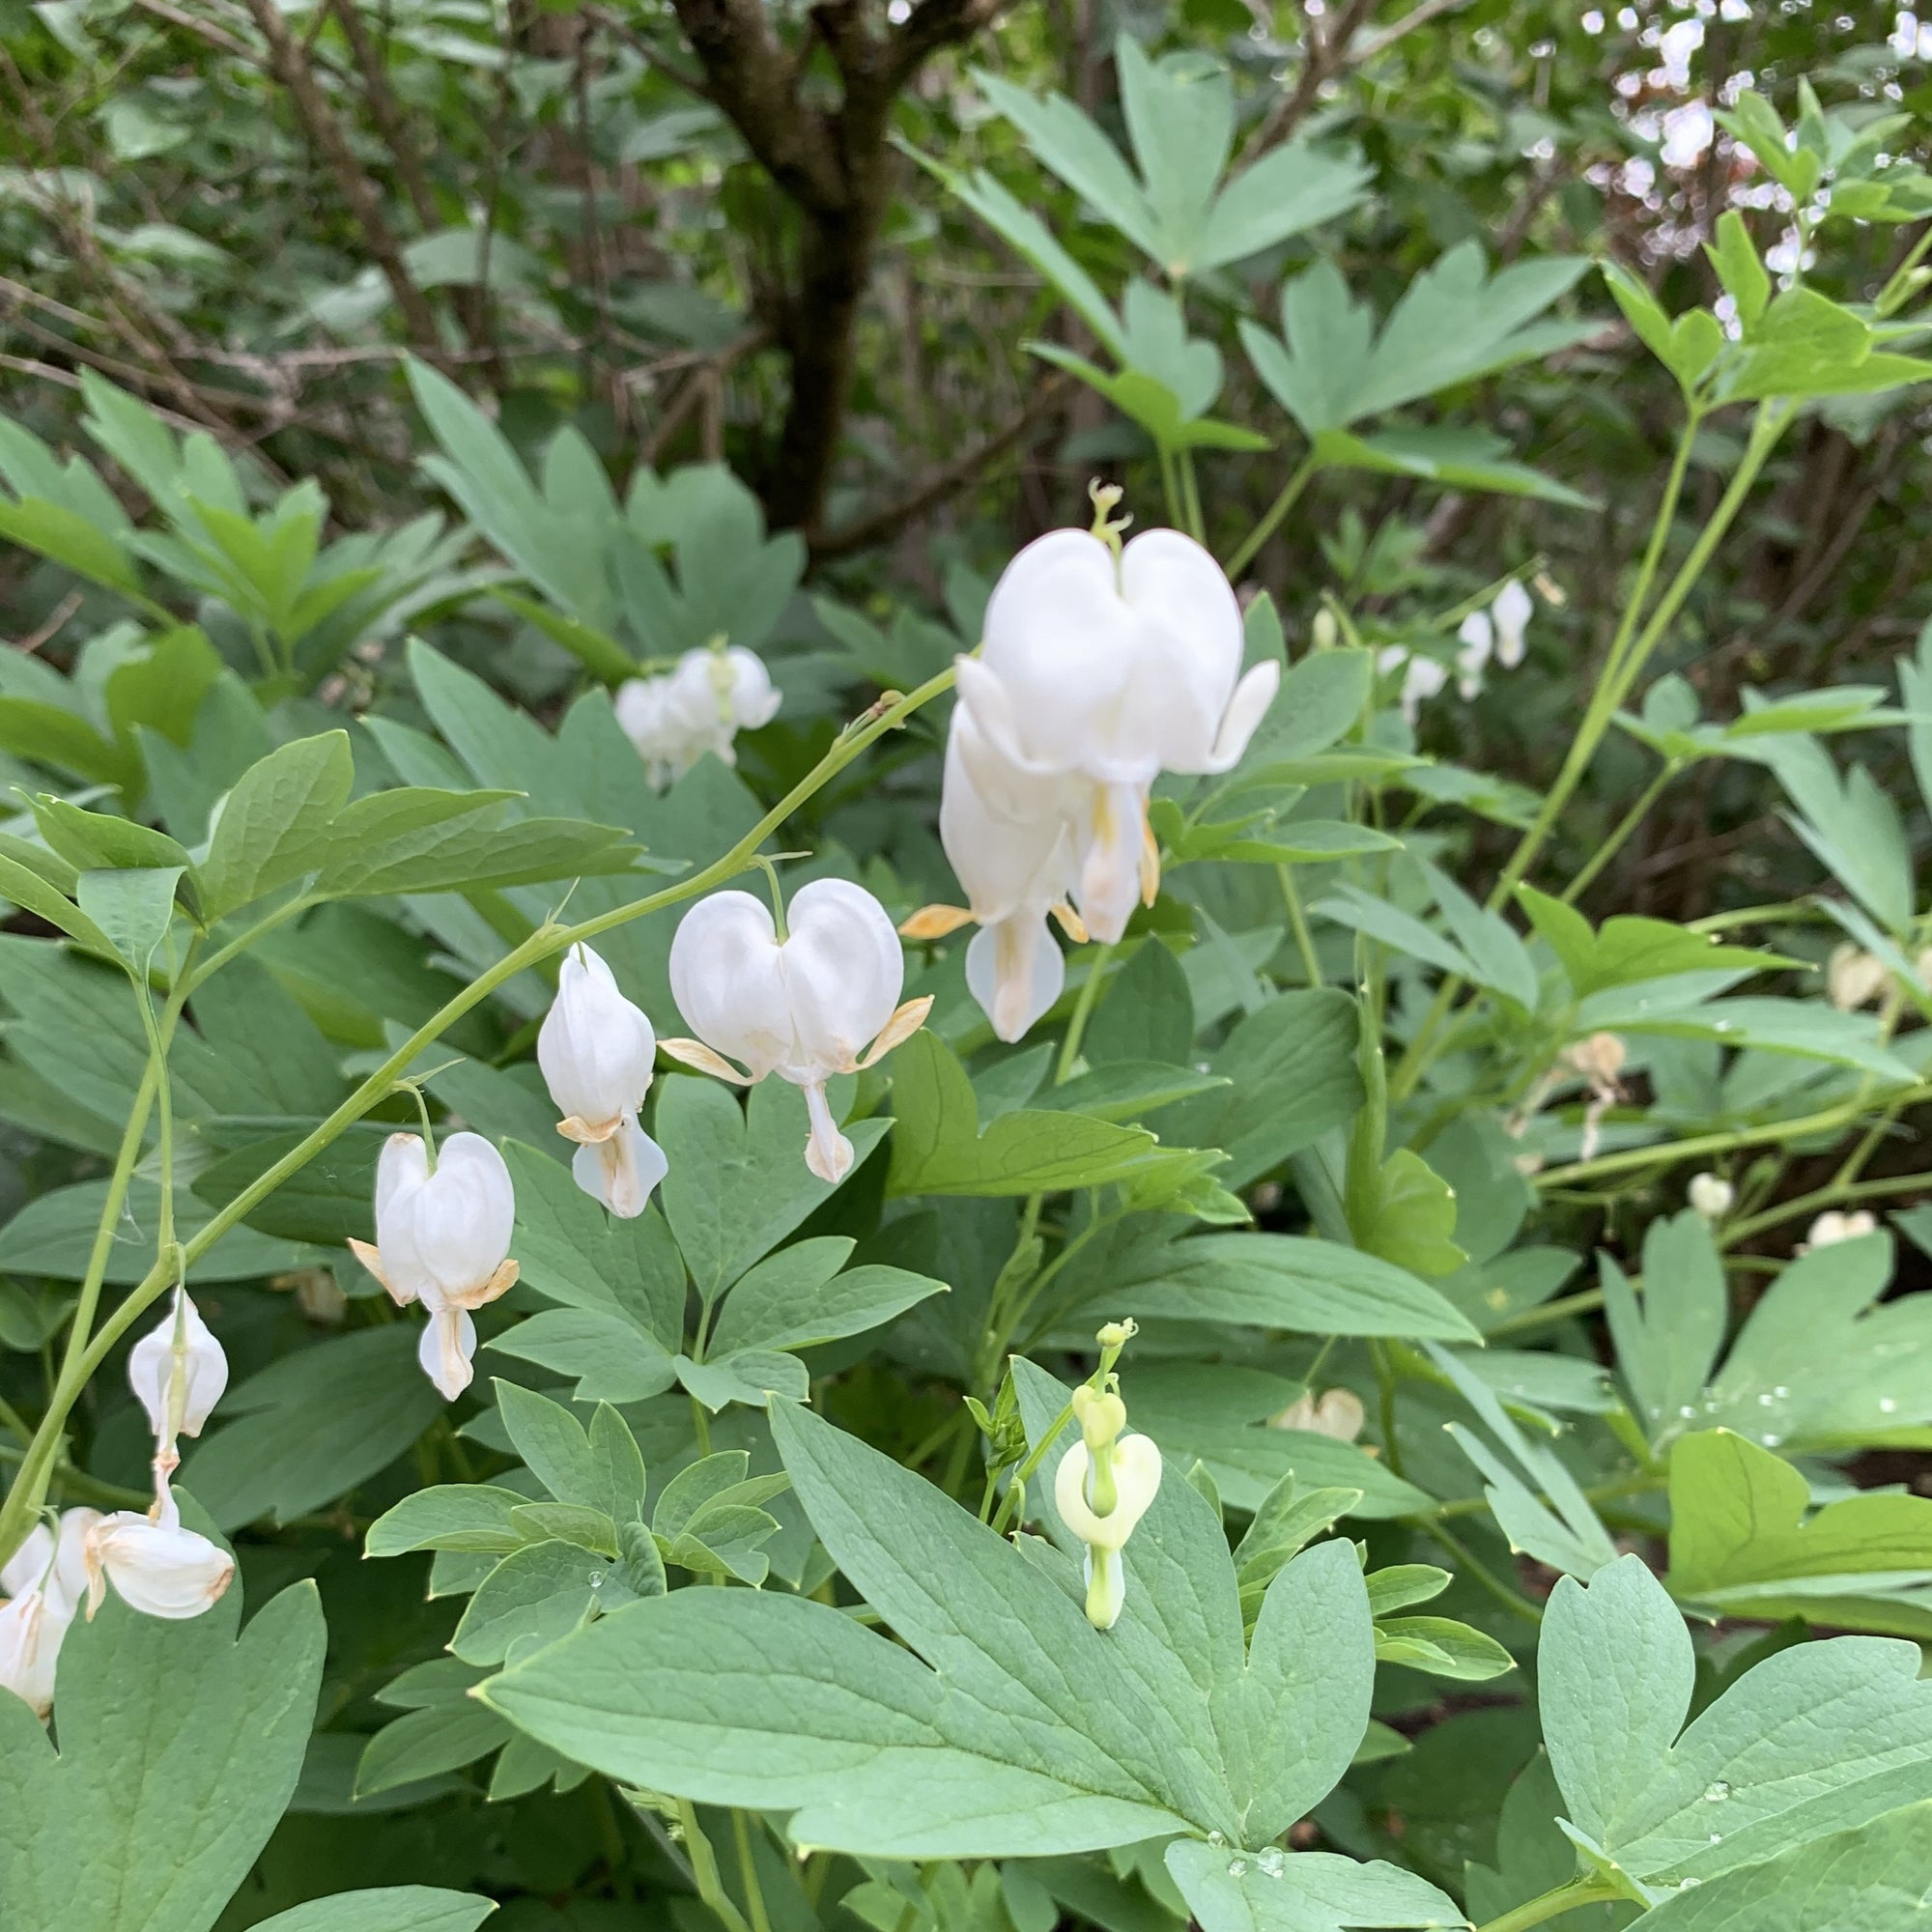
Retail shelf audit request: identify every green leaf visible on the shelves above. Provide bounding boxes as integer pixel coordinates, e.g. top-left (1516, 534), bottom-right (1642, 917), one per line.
top-left (1602, 1210), bottom-right (1729, 1446)
top-left (1624, 1801), bottom-right (1932, 1930)
top-left (1667, 1431), bottom-right (1932, 1634)
top-left (182, 1326), bottom-right (446, 1530)
top-left (1374, 1616), bottom-right (1516, 1683)
top-left (886, 1030), bottom-right (1172, 1197)
top-left (0, 852), bottom-right (109, 952)
top-left (1105, 1233), bottom-right (1479, 1341)
top-left (74, 866), bottom-right (181, 976)
top-left (197, 730), bottom-right (355, 920)
top-left (250, 1889), bottom-right (497, 1932)
top-left (657, 1075), bottom-right (891, 1298)
top-left (709, 1238), bottom-right (948, 1354)
top-left (495, 1381), bottom-right (647, 1523)
top-left (1164, 1840), bottom-right (1463, 1932)
top-left (32, 795), bottom-right (196, 881)
top-left (451, 1540), bottom-right (611, 1666)
top-left (1518, 888), bottom-right (1789, 999)
top-left (1540, 1553), bottom-right (1932, 1890)
top-left (1312, 425), bottom-right (1595, 508)
top-left (366, 1484), bottom-right (534, 1557)
top-left (0, 1570), bottom-right (326, 1932)
top-left (488, 1307), bottom-right (679, 1405)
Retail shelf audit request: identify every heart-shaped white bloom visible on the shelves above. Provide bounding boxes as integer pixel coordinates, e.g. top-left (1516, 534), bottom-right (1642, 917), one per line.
top-left (1054, 1432), bottom-right (1163, 1631)
top-left (667, 879), bottom-right (929, 1183)
top-left (1456, 611), bottom-right (1493, 699)
top-left (1492, 579), bottom-right (1533, 668)
top-left (1378, 646), bottom-right (1448, 727)
top-left (1688, 1172), bottom-right (1735, 1221)
top-left (537, 943), bottom-right (668, 1219)
top-left (1804, 1208), bottom-right (1878, 1250)
top-left (615, 647), bottom-right (781, 787)
top-left (128, 1288), bottom-right (228, 1465)
top-left (83, 1489), bottom-right (233, 1622)
top-left (347, 1131), bottom-right (520, 1399)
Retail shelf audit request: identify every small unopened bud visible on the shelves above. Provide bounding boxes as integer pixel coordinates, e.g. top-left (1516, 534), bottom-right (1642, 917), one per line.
top-left (1688, 1173), bottom-right (1735, 1221)
top-left (1311, 609), bottom-right (1339, 652)
top-left (1827, 944), bottom-right (1889, 1012)
top-left (1095, 1320), bottom-right (1136, 1350)
top-left (1072, 1384), bottom-right (1127, 1453)
top-left (1803, 1208), bottom-right (1878, 1251)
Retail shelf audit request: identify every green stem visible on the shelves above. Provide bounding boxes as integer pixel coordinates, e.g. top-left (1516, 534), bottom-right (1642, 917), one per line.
top-left (1157, 444), bottom-right (1183, 529)
top-left (1534, 1081), bottom-right (1932, 1191)
top-left (1474, 1878), bottom-right (1624, 1932)
top-left (0, 668), bottom-right (958, 1568)
top-left (730, 1809), bottom-right (773, 1932)
top-left (1560, 758), bottom-right (1682, 905)
top-left (676, 1802), bottom-right (753, 1932)
top-left (1722, 1166), bottom-right (1932, 1246)
top-left (1178, 447), bottom-right (1206, 545)
top-left (184, 894), bottom-right (316, 993)
top-left (1055, 944), bottom-right (1114, 1083)
top-left (1225, 454), bottom-right (1318, 580)
top-left (1277, 863), bottom-right (1323, 985)
top-left (1419, 1521), bottom-right (1544, 1627)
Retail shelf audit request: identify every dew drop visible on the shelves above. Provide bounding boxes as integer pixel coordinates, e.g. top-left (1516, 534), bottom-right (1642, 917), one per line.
top-left (1762, 1433), bottom-right (1782, 1448)
top-left (1756, 1392), bottom-right (1775, 1407)
top-left (1228, 1859), bottom-right (1249, 1880)
top-left (1208, 1833), bottom-right (1228, 1850)
top-left (1703, 1781), bottom-right (1731, 1803)
top-left (1882, 1398), bottom-right (1899, 1414)
top-left (1773, 1385), bottom-right (1790, 1399)
top-left (1709, 1833), bottom-right (1722, 1845)
top-left (1679, 1878), bottom-right (1702, 1890)
top-left (588, 1572), bottom-right (605, 1589)
top-left (1258, 1849), bottom-right (1286, 1878)
top-left (1677, 1405), bottom-right (1697, 1420)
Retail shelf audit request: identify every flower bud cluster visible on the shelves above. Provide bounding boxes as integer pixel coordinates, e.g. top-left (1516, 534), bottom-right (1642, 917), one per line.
top-left (904, 506), bottom-right (1281, 1044)
top-left (615, 645), bottom-right (781, 787)
top-left (1379, 580), bottom-right (1536, 724)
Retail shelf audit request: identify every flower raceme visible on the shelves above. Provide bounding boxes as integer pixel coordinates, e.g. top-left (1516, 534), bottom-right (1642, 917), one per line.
top-left (537, 942), bottom-right (668, 1219)
top-left (348, 1132), bottom-right (520, 1399)
top-left (615, 644), bottom-right (781, 787)
top-left (663, 878), bottom-right (931, 1184)
top-left (905, 520), bottom-right (1279, 1042)
top-left (1054, 1382), bottom-right (1163, 1632)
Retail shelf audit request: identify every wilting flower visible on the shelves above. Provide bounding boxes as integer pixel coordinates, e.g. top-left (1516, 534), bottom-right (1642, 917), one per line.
top-left (663, 879), bottom-right (931, 1183)
top-left (1804, 1208), bottom-right (1878, 1251)
top-left (1054, 1382), bottom-right (1163, 1632)
top-left (128, 1288), bottom-right (228, 1473)
top-left (0, 1509), bottom-right (98, 1718)
top-left (1269, 1386), bottom-right (1367, 1441)
top-left (537, 942), bottom-right (668, 1218)
top-left (347, 1132), bottom-right (520, 1399)
top-left (83, 1487), bottom-right (233, 1622)
top-left (1563, 1031), bottom-right (1627, 1162)
top-left (615, 646), bottom-right (781, 787)
top-left (1827, 944), bottom-right (1889, 1013)
top-left (1688, 1172), bottom-right (1735, 1221)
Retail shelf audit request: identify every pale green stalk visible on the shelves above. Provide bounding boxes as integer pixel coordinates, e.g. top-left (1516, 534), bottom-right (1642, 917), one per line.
top-left (1225, 454), bottom-right (1318, 579)
top-left (1473, 1879), bottom-right (1625, 1932)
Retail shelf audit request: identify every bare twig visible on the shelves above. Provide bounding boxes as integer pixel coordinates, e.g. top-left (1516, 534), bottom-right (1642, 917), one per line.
top-left (327, 0), bottom-right (441, 231)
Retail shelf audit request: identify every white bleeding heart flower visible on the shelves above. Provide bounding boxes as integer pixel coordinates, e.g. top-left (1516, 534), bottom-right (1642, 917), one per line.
top-left (1456, 611), bottom-right (1494, 699)
top-left (664, 879), bottom-right (931, 1183)
top-left (82, 1487), bottom-right (233, 1622)
top-left (1688, 1172), bottom-right (1735, 1221)
top-left (537, 942), bottom-right (668, 1219)
top-left (0, 1509), bottom-right (98, 1717)
top-left (347, 1131), bottom-right (520, 1400)
top-left (1492, 579), bottom-right (1534, 668)
top-left (615, 646), bottom-right (781, 787)
top-left (1379, 646), bottom-right (1448, 725)
top-left (1053, 1384), bottom-right (1163, 1632)
top-left (952, 526), bottom-right (1277, 947)
top-left (128, 1288), bottom-right (228, 1469)
top-left (1804, 1208), bottom-right (1878, 1251)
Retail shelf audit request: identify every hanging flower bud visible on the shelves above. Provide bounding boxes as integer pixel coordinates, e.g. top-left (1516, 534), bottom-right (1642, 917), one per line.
top-left (952, 526), bottom-right (1277, 948)
top-left (1053, 1383), bottom-right (1163, 1632)
top-left (1378, 646), bottom-right (1447, 726)
top-left (1269, 1386), bottom-right (1367, 1441)
top-left (1492, 580), bottom-right (1533, 668)
top-left (347, 1132), bottom-right (520, 1400)
top-left (1803, 1208), bottom-right (1878, 1251)
top-left (663, 880), bottom-right (931, 1183)
top-left (1455, 611), bottom-right (1493, 700)
top-left (1688, 1172), bottom-right (1735, 1221)
top-left (537, 943), bottom-right (668, 1218)
top-left (83, 1488), bottom-right (233, 1622)
top-left (128, 1288), bottom-right (228, 1472)
top-left (1827, 944), bottom-right (1889, 1012)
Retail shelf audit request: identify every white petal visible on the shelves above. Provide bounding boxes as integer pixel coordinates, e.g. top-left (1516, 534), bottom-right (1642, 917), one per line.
top-left (1199, 660), bottom-right (1281, 774)
top-left (781, 878), bottom-right (904, 1075)
top-left (572, 1116), bottom-right (668, 1218)
top-left (369, 1133), bottom-right (435, 1306)
top-left (412, 1134), bottom-right (516, 1305)
top-left (418, 1306), bottom-right (479, 1400)
top-left (940, 718), bottom-right (1079, 925)
top-left (86, 1512), bottom-right (234, 1620)
top-left (723, 646), bottom-right (781, 728)
top-left (798, 1079), bottom-right (855, 1184)
top-left (538, 941), bottom-right (658, 1134)
top-left (1492, 580), bottom-right (1532, 667)
top-left (965, 914), bottom-right (1065, 1043)
top-left (0, 1525), bottom-right (52, 1602)
top-left (1116, 527), bottom-right (1245, 774)
top-left (668, 891), bottom-right (794, 1078)
top-left (0, 1589), bottom-right (67, 1717)
top-left (1072, 781), bottom-right (1150, 946)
